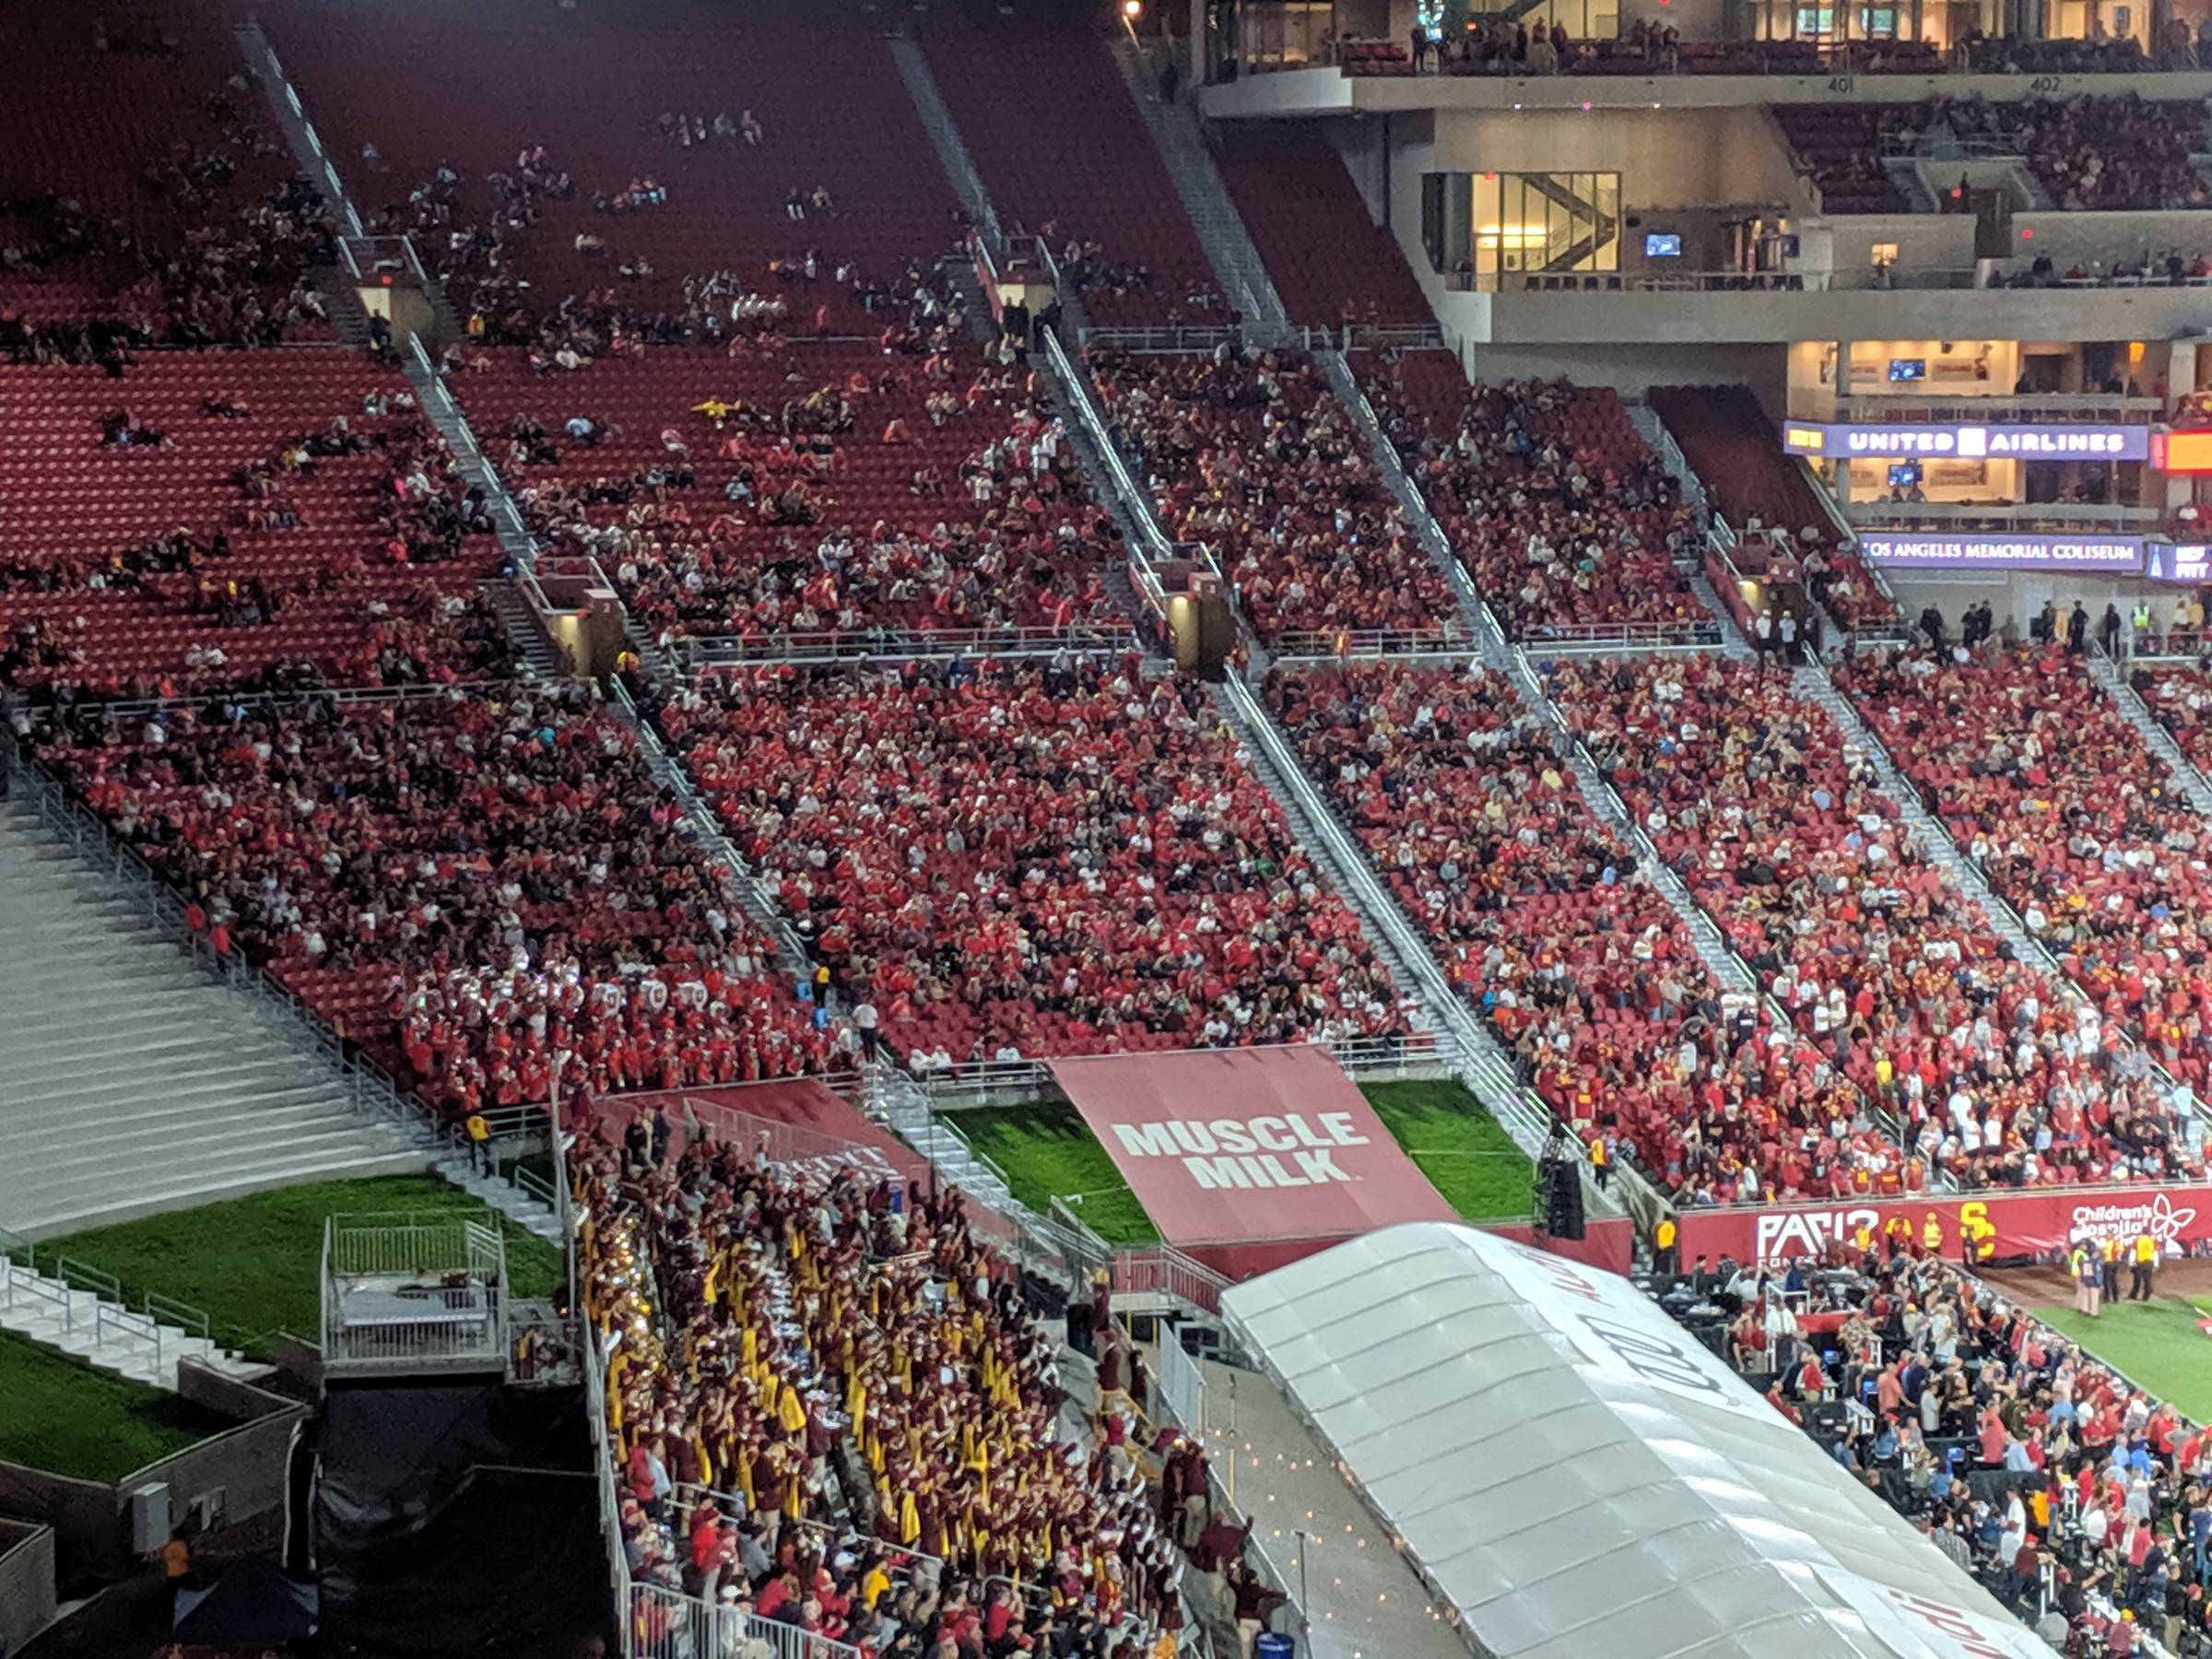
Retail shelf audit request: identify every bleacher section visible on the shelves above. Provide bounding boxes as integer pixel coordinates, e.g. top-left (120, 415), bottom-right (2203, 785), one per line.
top-left (919, 7), bottom-right (1219, 325)
top-left (452, 341), bottom-right (1124, 650)
top-left (1648, 383), bottom-right (1900, 628)
top-left (0, 6), bottom-right (332, 337)
top-left (0, 353), bottom-right (508, 697)
top-left (1211, 128), bottom-right (1432, 326)
top-left (1357, 350), bottom-right (1706, 641)
top-left (270, 2), bottom-right (961, 335)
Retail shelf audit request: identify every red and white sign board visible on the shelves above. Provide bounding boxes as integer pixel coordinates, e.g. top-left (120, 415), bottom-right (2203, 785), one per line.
top-left (1676, 1183), bottom-right (2209, 1268)
top-left (1048, 1046), bottom-right (1457, 1251)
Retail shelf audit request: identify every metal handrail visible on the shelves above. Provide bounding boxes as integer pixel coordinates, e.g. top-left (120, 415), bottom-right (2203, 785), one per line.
top-left (675, 622), bottom-right (1138, 667)
top-left (1807, 654), bottom-right (2207, 1142)
top-left (2, 734), bottom-right (567, 1229)
top-left (1518, 618), bottom-right (1725, 650)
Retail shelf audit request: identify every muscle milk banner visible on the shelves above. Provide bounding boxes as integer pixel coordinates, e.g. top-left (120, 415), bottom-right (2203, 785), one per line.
top-left (1674, 1182), bottom-right (2211, 1268)
top-left (1048, 1047), bottom-right (1457, 1251)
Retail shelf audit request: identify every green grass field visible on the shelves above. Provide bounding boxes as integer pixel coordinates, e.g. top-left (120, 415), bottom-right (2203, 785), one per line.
top-left (1360, 1079), bottom-right (1535, 1222)
top-left (958, 1101), bottom-right (1162, 1245)
top-left (44, 1175), bottom-right (563, 1360)
top-left (2031, 1295), bottom-right (2212, 1421)
top-left (950, 1079), bottom-right (1531, 1246)
top-left (0, 1330), bottom-right (232, 1482)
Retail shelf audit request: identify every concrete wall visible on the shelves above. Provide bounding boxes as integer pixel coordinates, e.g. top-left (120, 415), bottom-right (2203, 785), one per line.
top-left (0, 1362), bottom-right (303, 1591)
top-left (1206, 66), bottom-right (2212, 118)
top-left (0, 1520), bottom-right (56, 1656)
top-left (1485, 281), bottom-right (2212, 344)
top-left (1462, 340), bottom-right (1791, 405)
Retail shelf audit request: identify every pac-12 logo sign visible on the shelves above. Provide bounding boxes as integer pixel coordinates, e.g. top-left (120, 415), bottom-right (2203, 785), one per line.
top-left (1753, 1206), bottom-right (1882, 1265)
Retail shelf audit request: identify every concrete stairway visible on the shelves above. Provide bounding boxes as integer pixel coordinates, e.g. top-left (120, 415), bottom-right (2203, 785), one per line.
top-left (0, 793), bottom-right (427, 1240)
top-left (1106, 35), bottom-right (1290, 339)
top-left (0, 1256), bottom-right (265, 1389)
top-left (2086, 647), bottom-right (2212, 815)
top-left (429, 1155), bottom-right (565, 1245)
top-left (1318, 352), bottom-right (1511, 661)
top-left (1791, 662), bottom-right (2060, 971)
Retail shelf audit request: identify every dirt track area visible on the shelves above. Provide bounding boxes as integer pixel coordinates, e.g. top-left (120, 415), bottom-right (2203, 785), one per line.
top-left (1983, 1256), bottom-right (2212, 1309)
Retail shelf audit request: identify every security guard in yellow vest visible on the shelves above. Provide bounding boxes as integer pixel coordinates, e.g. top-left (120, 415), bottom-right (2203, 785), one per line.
top-left (2128, 1230), bottom-right (2159, 1301)
top-left (465, 1109), bottom-right (492, 1175)
top-left (2100, 1235), bottom-right (2122, 1303)
top-left (1653, 1216), bottom-right (1677, 1275)
top-left (1920, 1212), bottom-right (1943, 1257)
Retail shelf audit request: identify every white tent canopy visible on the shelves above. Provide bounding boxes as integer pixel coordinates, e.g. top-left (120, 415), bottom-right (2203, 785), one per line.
top-left (1219, 1223), bottom-right (2053, 1659)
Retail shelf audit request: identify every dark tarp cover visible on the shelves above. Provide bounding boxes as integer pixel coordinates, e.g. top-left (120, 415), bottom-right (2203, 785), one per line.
top-left (172, 1554), bottom-right (319, 1644)
top-left (312, 1380), bottom-right (606, 1657)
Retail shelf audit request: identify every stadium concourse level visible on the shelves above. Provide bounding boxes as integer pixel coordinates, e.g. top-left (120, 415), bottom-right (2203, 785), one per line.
top-left (1645, 384), bottom-right (1902, 630)
top-left (1356, 350), bottom-right (1712, 641)
top-left (1261, 657), bottom-right (1884, 1206)
top-left (1839, 643), bottom-right (2212, 1102)
top-left (579, 1117), bottom-right (1202, 1655)
top-left (1775, 95), bottom-right (2212, 215)
top-left (1337, 26), bottom-right (2154, 75)
top-left (0, 5), bottom-right (334, 347)
top-left (0, 354), bottom-right (511, 701)
top-left (1658, 1251), bottom-right (2212, 1651)
top-left (1088, 348), bottom-right (1457, 646)
top-left (1551, 655), bottom-right (2200, 1190)
top-left (452, 325), bottom-right (1128, 653)
top-left (640, 657), bottom-right (1410, 1071)
top-left (29, 683), bottom-right (839, 1114)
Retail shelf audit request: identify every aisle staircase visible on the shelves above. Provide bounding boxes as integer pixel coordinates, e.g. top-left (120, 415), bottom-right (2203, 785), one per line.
top-left (1106, 35), bottom-right (1290, 338)
top-left (2086, 647), bottom-right (2212, 815)
top-left (0, 792), bottom-right (427, 1241)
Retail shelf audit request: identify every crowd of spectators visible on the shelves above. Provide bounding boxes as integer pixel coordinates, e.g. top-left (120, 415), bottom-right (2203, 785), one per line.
top-left (580, 1117), bottom-right (1189, 1655)
top-left (1358, 352), bottom-right (1708, 641)
top-left (0, 369), bottom-right (513, 705)
top-left (1838, 643), bottom-right (2212, 1109)
top-left (470, 328), bottom-right (1124, 652)
top-left (1553, 655), bottom-right (2197, 1190)
top-left (645, 656), bottom-right (1409, 1072)
top-left (34, 683), bottom-right (837, 1113)
top-left (0, 17), bottom-right (336, 351)
top-left (1945, 94), bottom-right (2212, 211)
top-left (1662, 1248), bottom-right (2212, 1653)
top-left (1264, 658), bottom-right (1910, 1205)
top-left (1088, 347), bottom-right (1455, 646)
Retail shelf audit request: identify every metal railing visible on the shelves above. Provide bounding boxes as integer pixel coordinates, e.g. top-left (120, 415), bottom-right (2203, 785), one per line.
top-left (675, 622), bottom-right (1138, 667)
top-left (629, 1582), bottom-right (864, 1659)
top-left (914, 1030), bottom-right (1453, 1105)
top-left (1267, 623), bottom-right (1469, 658)
top-left (1842, 500), bottom-right (2164, 528)
top-left (1078, 322), bottom-right (1245, 353)
top-left (326, 1211), bottom-right (506, 1278)
top-left (1831, 393), bottom-right (2166, 421)
top-left (0, 1228), bottom-right (220, 1369)
top-left (322, 1212), bottom-right (511, 1373)
top-left (1516, 618), bottom-right (1724, 652)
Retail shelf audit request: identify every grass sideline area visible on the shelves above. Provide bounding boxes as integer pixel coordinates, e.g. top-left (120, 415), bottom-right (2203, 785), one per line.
top-left (2030, 1295), bottom-right (2212, 1421)
top-left (1361, 1079), bottom-right (1535, 1222)
top-left (952, 1079), bottom-right (1531, 1247)
top-left (959, 1102), bottom-right (1161, 1246)
top-left (0, 1330), bottom-right (231, 1482)
top-left (44, 1175), bottom-right (563, 1360)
